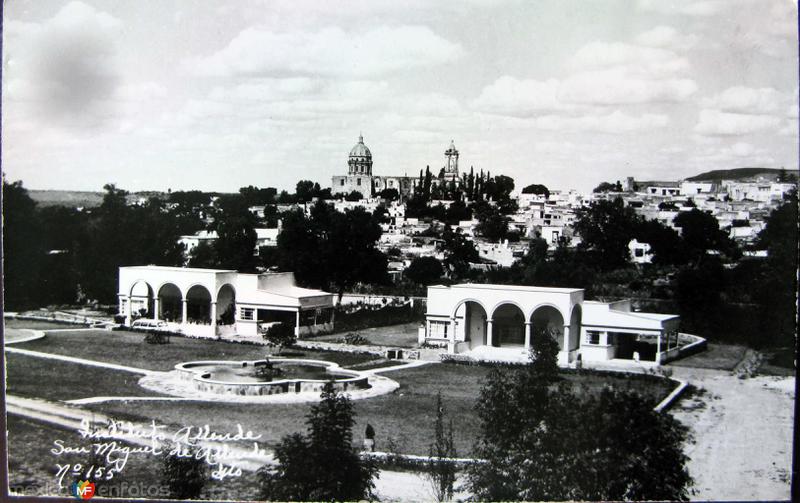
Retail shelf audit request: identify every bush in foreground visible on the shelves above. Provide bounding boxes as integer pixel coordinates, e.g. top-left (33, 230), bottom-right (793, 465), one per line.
top-left (258, 382), bottom-right (377, 501)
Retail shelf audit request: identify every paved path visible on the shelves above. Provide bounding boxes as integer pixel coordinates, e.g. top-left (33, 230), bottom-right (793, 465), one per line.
top-left (3, 328), bottom-right (47, 345)
top-left (4, 346), bottom-right (155, 375)
top-left (362, 359), bottom-right (434, 375)
top-left (669, 366), bottom-right (794, 500)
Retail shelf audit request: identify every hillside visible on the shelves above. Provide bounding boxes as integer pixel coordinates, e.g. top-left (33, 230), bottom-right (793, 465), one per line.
top-left (686, 167), bottom-right (797, 182)
top-left (28, 190), bottom-right (105, 208)
top-left (28, 190), bottom-right (169, 208)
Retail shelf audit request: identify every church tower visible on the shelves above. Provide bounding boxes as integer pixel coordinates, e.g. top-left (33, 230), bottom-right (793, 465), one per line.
top-left (443, 140), bottom-right (460, 181)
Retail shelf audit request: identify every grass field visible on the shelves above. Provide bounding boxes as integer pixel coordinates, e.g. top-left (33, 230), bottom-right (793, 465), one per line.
top-left (6, 319), bottom-right (675, 458)
top-left (79, 363), bottom-right (673, 456)
top-left (4, 319), bottom-right (89, 331)
top-left (5, 353), bottom-right (162, 401)
top-left (666, 343), bottom-right (749, 371)
top-left (311, 323), bottom-right (420, 348)
top-left (13, 329), bottom-right (379, 371)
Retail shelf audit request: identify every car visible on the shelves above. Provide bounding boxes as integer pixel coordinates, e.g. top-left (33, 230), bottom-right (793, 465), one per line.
top-left (131, 319), bottom-right (170, 331)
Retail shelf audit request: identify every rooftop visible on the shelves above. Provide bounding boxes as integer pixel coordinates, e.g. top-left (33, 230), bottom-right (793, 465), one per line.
top-left (433, 283), bottom-right (583, 294)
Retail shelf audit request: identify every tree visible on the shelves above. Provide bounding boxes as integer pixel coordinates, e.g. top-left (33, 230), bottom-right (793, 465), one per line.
top-left (467, 337), bottom-right (692, 501)
top-left (521, 183), bottom-right (550, 198)
top-left (258, 383), bottom-right (377, 501)
top-left (440, 226), bottom-right (479, 279)
top-left (378, 188), bottom-right (399, 201)
top-left (673, 208), bottom-right (737, 260)
top-left (426, 392), bottom-right (457, 502)
top-left (574, 198), bottom-right (640, 270)
top-left (444, 199), bottom-right (471, 225)
top-left (593, 181), bottom-right (623, 193)
top-left (634, 218), bottom-right (689, 266)
top-left (276, 202), bottom-right (388, 297)
top-left (263, 322), bottom-right (296, 354)
top-left (295, 180), bottom-right (318, 203)
top-left (405, 257), bottom-right (444, 286)
top-left (2, 179), bottom-right (45, 309)
top-left (344, 190), bottom-right (364, 201)
top-left (210, 194), bottom-right (258, 271)
top-left (474, 203), bottom-right (509, 242)
top-left (161, 447), bottom-right (207, 499)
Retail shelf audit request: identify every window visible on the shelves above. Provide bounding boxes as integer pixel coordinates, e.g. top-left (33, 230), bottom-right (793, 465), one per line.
top-left (357, 178), bottom-right (362, 186)
top-left (635, 249), bottom-right (644, 257)
top-left (585, 330), bottom-right (600, 345)
top-left (429, 321), bottom-right (449, 339)
top-left (240, 307), bottom-right (254, 321)
top-left (340, 179), bottom-right (345, 186)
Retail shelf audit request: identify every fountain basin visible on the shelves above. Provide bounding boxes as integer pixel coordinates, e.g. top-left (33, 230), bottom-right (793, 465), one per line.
top-left (175, 358), bottom-right (370, 396)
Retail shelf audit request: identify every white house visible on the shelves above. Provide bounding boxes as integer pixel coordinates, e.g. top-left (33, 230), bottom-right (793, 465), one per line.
top-left (628, 239), bottom-right (653, 264)
top-left (118, 266), bottom-right (334, 338)
top-left (421, 283), bottom-right (686, 366)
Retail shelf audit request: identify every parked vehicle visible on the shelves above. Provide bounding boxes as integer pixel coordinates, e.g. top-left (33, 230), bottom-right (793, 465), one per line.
top-left (131, 319), bottom-right (170, 331)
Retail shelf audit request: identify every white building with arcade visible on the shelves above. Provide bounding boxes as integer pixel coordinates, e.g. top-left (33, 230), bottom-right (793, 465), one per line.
top-left (421, 283), bottom-right (690, 366)
top-left (118, 266), bottom-right (335, 338)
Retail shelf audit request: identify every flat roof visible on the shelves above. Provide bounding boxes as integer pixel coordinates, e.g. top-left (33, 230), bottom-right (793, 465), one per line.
top-left (121, 265), bottom-right (236, 273)
top-left (432, 283), bottom-right (583, 294)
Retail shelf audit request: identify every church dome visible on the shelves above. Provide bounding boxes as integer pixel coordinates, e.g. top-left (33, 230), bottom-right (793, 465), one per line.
top-left (349, 134), bottom-right (372, 158)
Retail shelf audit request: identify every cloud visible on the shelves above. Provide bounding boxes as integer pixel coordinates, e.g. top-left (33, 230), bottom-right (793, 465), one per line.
top-left (471, 77), bottom-right (567, 116)
top-left (472, 30), bottom-right (698, 116)
top-left (185, 25), bottom-right (464, 78)
top-left (694, 109), bottom-right (781, 136)
top-left (559, 68), bottom-right (697, 105)
top-left (700, 87), bottom-right (783, 115)
top-left (3, 1), bottom-right (123, 127)
top-left (534, 110), bottom-right (669, 133)
top-left (566, 41), bottom-right (690, 77)
top-left (636, 0), bottom-right (724, 17)
top-left (634, 26), bottom-right (699, 50)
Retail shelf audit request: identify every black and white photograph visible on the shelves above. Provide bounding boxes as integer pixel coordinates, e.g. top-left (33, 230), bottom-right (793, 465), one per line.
top-left (1, 0), bottom-right (797, 501)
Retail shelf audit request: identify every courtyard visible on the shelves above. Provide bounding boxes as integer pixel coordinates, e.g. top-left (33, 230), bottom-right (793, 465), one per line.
top-left (4, 318), bottom-right (687, 500)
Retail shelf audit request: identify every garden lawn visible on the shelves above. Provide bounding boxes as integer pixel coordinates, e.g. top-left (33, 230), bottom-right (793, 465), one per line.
top-left (666, 343), bottom-right (748, 371)
top-left (4, 319), bottom-right (87, 331)
top-left (312, 323), bottom-right (420, 348)
top-left (6, 415), bottom-right (261, 500)
top-left (82, 363), bottom-right (675, 457)
top-left (12, 328), bottom-right (379, 371)
top-left (5, 353), bottom-right (165, 401)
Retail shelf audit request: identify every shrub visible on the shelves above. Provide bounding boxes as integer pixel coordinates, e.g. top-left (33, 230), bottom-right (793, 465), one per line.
top-left (263, 322), bottom-right (296, 353)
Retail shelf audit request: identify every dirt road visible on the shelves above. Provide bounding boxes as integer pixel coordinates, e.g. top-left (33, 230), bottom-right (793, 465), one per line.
top-left (670, 366), bottom-right (794, 500)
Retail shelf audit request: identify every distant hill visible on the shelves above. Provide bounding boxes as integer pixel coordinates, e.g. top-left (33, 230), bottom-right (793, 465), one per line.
top-left (28, 190), bottom-right (169, 208)
top-left (686, 167), bottom-right (798, 182)
top-left (28, 190), bottom-right (105, 208)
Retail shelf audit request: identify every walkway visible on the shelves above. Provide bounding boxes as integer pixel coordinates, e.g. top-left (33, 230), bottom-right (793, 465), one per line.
top-left (3, 328), bottom-right (46, 345)
top-left (669, 366), bottom-right (794, 500)
top-left (4, 346), bottom-right (155, 375)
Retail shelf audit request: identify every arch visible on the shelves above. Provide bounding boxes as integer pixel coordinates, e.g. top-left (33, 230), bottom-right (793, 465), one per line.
top-left (454, 300), bottom-right (488, 349)
top-left (186, 284), bottom-right (212, 324)
top-left (128, 280), bottom-right (154, 319)
top-left (216, 283), bottom-right (236, 326)
top-left (531, 305), bottom-right (565, 351)
top-left (491, 303), bottom-right (526, 347)
top-left (157, 282), bottom-right (182, 322)
top-left (489, 300), bottom-right (526, 321)
top-left (568, 304), bottom-right (582, 351)
top-left (525, 302), bottom-right (565, 325)
top-left (451, 298), bottom-right (488, 319)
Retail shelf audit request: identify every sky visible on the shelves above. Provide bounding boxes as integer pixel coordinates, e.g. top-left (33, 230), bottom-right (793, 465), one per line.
top-left (2, 0), bottom-right (798, 194)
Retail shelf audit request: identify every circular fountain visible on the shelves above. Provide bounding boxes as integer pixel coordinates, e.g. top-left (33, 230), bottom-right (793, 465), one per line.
top-left (174, 358), bottom-right (370, 396)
